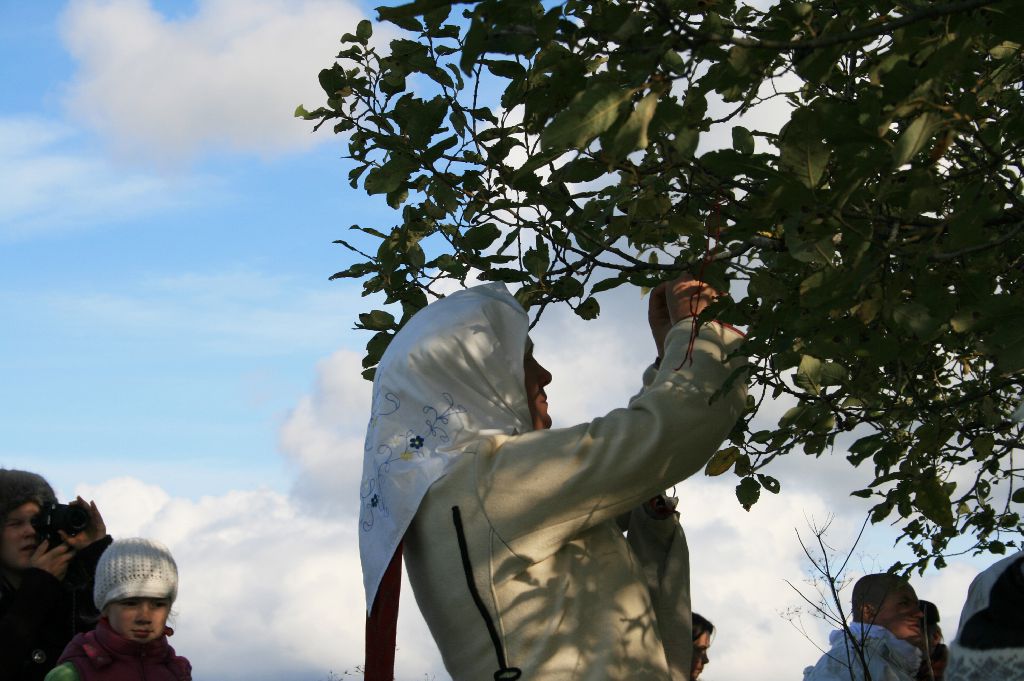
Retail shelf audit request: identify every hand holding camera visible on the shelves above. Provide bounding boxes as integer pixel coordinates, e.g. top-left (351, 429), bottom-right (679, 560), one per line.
top-left (29, 539), bottom-right (74, 580)
top-left (31, 496), bottom-right (107, 554)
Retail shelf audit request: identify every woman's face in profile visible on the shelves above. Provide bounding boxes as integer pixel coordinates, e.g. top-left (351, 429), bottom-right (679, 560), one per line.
top-left (523, 350), bottom-right (553, 431)
top-left (691, 631), bottom-right (711, 679)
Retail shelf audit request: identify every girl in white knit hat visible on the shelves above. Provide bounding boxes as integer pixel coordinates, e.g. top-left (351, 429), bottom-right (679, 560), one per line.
top-left (44, 538), bottom-right (191, 681)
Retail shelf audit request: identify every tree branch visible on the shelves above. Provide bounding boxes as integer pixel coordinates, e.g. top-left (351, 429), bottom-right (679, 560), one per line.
top-left (683, 0), bottom-right (1000, 51)
top-left (931, 221), bottom-right (1024, 261)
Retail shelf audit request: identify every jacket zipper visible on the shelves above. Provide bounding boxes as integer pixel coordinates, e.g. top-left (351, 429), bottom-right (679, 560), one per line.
top-left (451, 506), bottom-right (521, 681)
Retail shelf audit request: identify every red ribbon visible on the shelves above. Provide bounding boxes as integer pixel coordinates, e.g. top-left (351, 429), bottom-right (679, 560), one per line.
top-left (364, 541), bottom-right (403, 681)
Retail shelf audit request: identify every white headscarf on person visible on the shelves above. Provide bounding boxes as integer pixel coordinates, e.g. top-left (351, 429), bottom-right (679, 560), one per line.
top-left (945, 550), bottom-right (1024, 681)
top-left (358, 283), bottom-right (533, 610)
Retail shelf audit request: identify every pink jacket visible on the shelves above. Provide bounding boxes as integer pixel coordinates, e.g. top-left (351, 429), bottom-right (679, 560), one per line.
top-left (57, 619), bottom-right (190, 681)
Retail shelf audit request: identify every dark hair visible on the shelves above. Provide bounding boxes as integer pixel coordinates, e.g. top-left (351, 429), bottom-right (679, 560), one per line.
top-left (0, 469), bottom-right (56, 522)
top-left (919, 599), bottom-right (943, 639)
top-left (692, 612), bottom-right (715, 641)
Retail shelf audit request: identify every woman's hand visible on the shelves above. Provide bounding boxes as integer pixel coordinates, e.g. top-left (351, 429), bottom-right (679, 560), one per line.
top-left (29, 540), bottom-right (74, 581)
top-left (60, 497), bottom-right (107, 550)
top-left (648, 283), bottom-right (672, 358)
top-left (665, 273), bottom-right (719, 324)
top-left (650, 273), bottom-right (721, 357)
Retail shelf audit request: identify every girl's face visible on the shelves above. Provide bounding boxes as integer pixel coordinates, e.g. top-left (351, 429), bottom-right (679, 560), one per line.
top-left (1, 502), bottom-right (41, 574)
top-left (105, 597), bottom-right (171, 643)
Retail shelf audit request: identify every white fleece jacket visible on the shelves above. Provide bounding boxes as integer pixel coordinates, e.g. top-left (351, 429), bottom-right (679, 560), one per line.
top-left (404, 321), bottom-right (747, 681)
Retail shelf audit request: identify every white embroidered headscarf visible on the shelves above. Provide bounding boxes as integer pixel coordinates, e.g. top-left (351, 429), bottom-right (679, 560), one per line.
top-left (358, 283), bottom-right (533, 610)
top-left (945, 550), bottom-right (1024, 681)
top-left (954, 549), bottom-right (1024, 640)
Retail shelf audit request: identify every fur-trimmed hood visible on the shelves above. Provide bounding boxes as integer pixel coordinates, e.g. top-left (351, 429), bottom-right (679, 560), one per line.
top-left (0, 469), bottom-right (56, 520)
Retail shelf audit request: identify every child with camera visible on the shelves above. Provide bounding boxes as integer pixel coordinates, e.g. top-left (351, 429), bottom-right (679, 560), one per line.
top-left (44, 538), bottom-right (191, 681)
top-left (0, 469), bottom-right (112, 681)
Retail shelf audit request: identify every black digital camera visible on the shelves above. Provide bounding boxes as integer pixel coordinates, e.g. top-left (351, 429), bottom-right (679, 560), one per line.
top-left (30, 502), bottom-right (89, 548)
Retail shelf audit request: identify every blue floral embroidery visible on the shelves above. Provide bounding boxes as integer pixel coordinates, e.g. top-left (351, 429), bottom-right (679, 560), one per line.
top-left (365, 390), bottom-right (400, 451)
top-left (360, 392), bottom-right (468, 533)
top-left (360, 443), bottom-right (399, 531)
top-left (422, 392), bottom-right (466, 443)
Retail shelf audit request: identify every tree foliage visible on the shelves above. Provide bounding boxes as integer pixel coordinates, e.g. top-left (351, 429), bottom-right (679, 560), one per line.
top-left (301, 0), bottom-right (1024, 571)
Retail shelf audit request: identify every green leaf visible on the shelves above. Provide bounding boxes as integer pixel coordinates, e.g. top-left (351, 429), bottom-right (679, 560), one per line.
top-left (893, 113), bottom-right (940, 167)
top-left (892, 303), bottom-right (941, 340)
top-left (705, 446), bottom-right (740, 476)
top-left (819, 362), bottom-right (848, 386)
top-left (364, 156), bottom-right (416, 195)
top-left (556, 158), bottom-right (607, 184)
top-left (480, 268), bottom-right (530, 284)
top-left (484, 59), bottom-right (526, 80)
top-left (357, 310), bottom-right (396, 331)
top-left (541, 78), bottom-right (637, 150)
top-left (757, 474), bottom-right (781, 494)
top-left (794, 355), bottom-right (822, 395)
top-left (356, 19), bottom-right (373, 42)
top-left (1012, 488), bottom-right (1024, 504)
top-left (551, 276), bottom-right (584, 299)
top-left (780, 125), bottom-right (829, 188)
top-left (608, 90), bottom-right (660, 158)
top-left (318, 66), bottom-right (347, 96)
top-left (914, 478), bottom-right (955, 528)
top-left (779, 404), bottom-right (808, 428)
top-left (576, 297), bottom-right (600, 320)
top-left (972, 434), bottom-right (995, 460)
top-left (363, 331), bottom-right (393, 368)
top-left (523, 242), bottom-right (550, 277)
top-left (461, 223), bottom-right (501, 250)
top-left (376, 0), bottom-right (451, 23)
top-left (590, 275), bottom-right (627, 295)
top-left (736, 477), bottom-right (761, 511)
top-left (731, 126), bottom-right (755, 155)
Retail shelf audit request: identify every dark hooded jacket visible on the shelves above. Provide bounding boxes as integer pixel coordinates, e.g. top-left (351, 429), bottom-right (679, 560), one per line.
top-left (0, 469), bottom-right (111, 681)
top-left (0, 536), bottom-right (112, 681)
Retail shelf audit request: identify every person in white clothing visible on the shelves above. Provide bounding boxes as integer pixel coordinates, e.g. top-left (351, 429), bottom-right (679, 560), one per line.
top-left (944, 550), bottom-right (1024, 681)
top-left (358, 274), bottom-right (747, 680)
top-left (803, 573), bottom-right (923, 681)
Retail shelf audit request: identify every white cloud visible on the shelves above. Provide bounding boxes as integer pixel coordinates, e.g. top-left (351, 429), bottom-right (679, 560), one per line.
top-left (278, 348), bottom-right (372, 514)
top-left (59, 0), bottom-right (368, 165)
top-left (65, 469), bottom-right (993, 681)
top-left (0, 116), bottom-right (191, 239)
top-left (73, 476), bottom-right (442, 681)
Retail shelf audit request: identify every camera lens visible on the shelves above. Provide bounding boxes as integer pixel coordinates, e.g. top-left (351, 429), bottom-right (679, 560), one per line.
top-left (64, 505), bottom-right (89, 534)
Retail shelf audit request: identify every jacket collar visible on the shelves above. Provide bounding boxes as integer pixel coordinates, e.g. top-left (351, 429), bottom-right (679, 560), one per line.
top-left (829, 622), bottom-right (922, 672)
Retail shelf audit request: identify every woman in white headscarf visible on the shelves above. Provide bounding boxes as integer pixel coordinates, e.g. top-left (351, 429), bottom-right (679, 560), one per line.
top-left (945, 550), bottom-right (1024, 681)
top-left (359, 274), bottom-right (747, 681)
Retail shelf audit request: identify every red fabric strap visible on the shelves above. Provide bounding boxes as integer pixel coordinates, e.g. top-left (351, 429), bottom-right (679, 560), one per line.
top-left (365, 542), bottom-right (403, 681)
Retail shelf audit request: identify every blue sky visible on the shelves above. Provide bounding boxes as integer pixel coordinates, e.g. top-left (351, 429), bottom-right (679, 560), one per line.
top-left (1, 0), bottom-right (384, 496)
top-left (0, 2), bottom-right (1008, 680)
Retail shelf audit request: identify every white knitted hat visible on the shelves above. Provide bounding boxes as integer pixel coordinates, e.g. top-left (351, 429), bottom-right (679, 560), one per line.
top-left (94, 537), bottom-right (178, 611)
